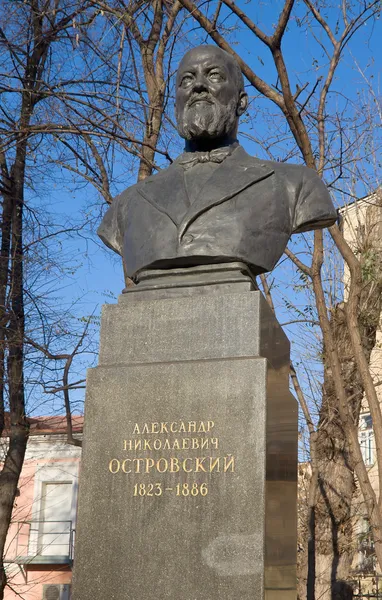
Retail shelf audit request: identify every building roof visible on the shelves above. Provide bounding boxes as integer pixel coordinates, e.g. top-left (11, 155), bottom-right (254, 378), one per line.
top-left (1, 413), bottom-right (83, 436)
top-left (28, 415), bottom-right (83, 435)
top-left (338, 188), bottom-right (382, 215)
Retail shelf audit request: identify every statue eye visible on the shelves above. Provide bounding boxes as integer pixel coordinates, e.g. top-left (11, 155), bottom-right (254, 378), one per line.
top-left (180, 74), bottom-right (193, 88)
top-left (209, 70), bottom-right (224, 82)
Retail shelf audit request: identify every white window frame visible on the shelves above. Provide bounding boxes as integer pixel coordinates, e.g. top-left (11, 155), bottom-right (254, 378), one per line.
top-left (359, 429), bottom-right (374, 466)
top-left (29, 462), bottom-right (79, 557)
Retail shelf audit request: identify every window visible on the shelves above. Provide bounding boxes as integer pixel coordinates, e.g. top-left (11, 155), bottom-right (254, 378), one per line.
top-left (359, 429), bottom-right (374, 466)
top-left (360, 414), bottom-right (372, 430)
top-left (28, 462), bottom-right (79, 561)
top-left (38, 482), bottom-right (73, 556)
top-left (357, 518), bottom-right (376, 574)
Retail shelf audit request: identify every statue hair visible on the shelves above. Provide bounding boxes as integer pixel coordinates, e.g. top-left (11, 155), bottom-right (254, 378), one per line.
top-left (178, 45), bottom-right (245, 94)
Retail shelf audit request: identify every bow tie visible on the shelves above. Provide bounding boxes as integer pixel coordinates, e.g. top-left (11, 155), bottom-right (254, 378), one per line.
top-left (178, 146), bottom-right (233, 171)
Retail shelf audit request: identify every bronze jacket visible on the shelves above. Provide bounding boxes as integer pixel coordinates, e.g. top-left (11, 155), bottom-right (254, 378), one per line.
top-left (98, 145), bottom-right (337, 279)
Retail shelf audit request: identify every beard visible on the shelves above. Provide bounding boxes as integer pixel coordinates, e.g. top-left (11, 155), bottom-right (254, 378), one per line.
top-left (177, 95), bottom-right (238, 141)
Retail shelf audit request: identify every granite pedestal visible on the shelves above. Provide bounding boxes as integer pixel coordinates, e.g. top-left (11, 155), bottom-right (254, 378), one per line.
top-left (73, 264), bottom-right (297, 600)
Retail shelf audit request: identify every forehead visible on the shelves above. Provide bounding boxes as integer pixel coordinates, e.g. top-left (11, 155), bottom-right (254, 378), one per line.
top-left (178, 47), bottom-right (233, 74)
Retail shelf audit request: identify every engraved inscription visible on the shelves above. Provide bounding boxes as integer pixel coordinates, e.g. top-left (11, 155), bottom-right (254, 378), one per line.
top-left (132, 482), bottom-right (208, 497)
top-left (108, 456), bottom-right (235, 474)
top-left (108, 419), bottom-right (235, 497)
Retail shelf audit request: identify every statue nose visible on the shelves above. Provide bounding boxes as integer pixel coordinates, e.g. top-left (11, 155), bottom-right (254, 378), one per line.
top-left (192, 78), bottom-right (208, 93)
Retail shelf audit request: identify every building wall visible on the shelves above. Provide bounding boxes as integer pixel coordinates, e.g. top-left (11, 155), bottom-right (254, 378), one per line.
top-left (4, 432), bottom-right (81, 600)
top-left (341, 193), bottom-right (382, 574)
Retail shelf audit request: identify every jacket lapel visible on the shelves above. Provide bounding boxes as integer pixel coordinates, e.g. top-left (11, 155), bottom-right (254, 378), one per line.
top-left (136, 147), bottom-right (275, 235)
top-left (137, 162), bottom-right (189, 226)
top-left (178, 146), bottom-right (274, 239)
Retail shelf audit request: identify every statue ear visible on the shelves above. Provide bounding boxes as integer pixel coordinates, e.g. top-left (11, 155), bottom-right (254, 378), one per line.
top-left (237, 91), bottom-right (248, 116)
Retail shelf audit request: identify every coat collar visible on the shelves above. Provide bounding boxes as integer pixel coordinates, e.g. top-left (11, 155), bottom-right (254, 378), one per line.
top-left (137, 145), bottom-right (274, 237)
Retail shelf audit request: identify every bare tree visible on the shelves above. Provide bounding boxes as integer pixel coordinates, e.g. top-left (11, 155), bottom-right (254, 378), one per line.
top-left (90, 0), bottom-right (184, 180)
top-left (0, 2), bottom-right (96, 594)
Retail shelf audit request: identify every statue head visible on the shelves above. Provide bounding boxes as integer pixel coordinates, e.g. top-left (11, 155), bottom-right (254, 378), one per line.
top-left (175, 45), bottom-right (248, 148)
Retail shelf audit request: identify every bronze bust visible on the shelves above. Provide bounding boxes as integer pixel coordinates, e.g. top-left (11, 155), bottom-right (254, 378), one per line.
top-left (98, 45), bottom-right (337, 280)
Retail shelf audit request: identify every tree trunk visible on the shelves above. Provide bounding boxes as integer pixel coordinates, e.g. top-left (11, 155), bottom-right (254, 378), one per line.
top-left (0, 172), bottom-right (29, 598)
top-left (0, 188), bottom-right (13, 438)
top-left (0, 42), bottom-right (38, 591)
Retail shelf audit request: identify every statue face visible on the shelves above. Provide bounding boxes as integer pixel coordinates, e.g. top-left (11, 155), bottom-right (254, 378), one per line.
top-left (175, 46), bottom-right (247, 142)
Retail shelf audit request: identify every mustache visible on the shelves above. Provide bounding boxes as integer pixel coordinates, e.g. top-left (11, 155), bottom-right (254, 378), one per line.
top-left (186, 93), bottom-right (216, 108)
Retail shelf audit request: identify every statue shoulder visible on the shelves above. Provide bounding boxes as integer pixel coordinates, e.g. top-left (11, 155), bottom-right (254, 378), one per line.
top-left (247, 156), bottom-right (318, 181)
top-left (115, 165), bottom-right (174, 204)
top-left (238, 153), bottom-right (336, 231)
top-left (244, 155), bottom-right (329, 197)
top-left (235, 149), bottom-right (315, 183)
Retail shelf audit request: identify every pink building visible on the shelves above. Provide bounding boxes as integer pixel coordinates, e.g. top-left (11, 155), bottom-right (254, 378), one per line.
top-left (3, 416), bottom-right (83, 600)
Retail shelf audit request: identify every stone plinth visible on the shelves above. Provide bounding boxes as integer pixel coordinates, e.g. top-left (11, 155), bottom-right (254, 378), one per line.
top-left (73, 264), bottom-right (297, 600)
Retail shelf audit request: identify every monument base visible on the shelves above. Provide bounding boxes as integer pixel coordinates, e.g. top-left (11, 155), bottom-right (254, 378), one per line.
top-left (126, 261), bottom-right (259, 297)
top-left (73, 265), bottom-right (297, 600)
